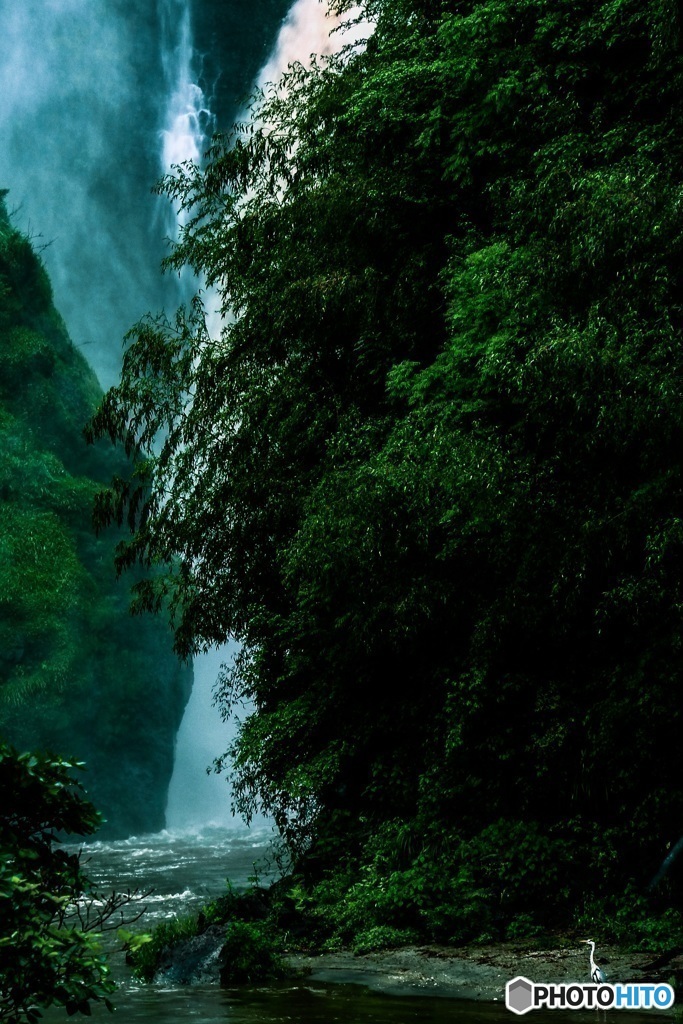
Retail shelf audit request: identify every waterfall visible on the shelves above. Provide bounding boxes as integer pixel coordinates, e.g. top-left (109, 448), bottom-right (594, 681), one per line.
top-left (158, 0), bottom-right (214, 224)
top-left (0, 0), bottom-right (371, 832)
top-left (163, 0), bottom-right (372, 831)
top-left (257, 0), bottom-right (371, 89)
top-left (155, 1), bottom-right (241, 831)
top-left (165, 646), bottom-right (240, 829)
top-left (160, 2), bottom-right (211, 171)
top-left (0, 0), bottom-right (314, 836)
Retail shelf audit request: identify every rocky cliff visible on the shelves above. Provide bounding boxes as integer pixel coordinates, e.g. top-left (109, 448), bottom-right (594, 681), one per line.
top-left (0, 195), bottom-right (192, 837)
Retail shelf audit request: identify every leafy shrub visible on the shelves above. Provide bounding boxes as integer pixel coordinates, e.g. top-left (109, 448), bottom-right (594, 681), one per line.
top-left (576, 887), bottom-right (683, 955)
top-left (505, 914), bottom-right (547, 941)
top-left (219, 921), bottom-right (284, 984)
top-left (0, 743), bottom-right (115, 1022)
top-left (294, 818), bottom-right (580, 948)
top-left (351, 926), bottom-right (420, 954)
top-left (126, 916), bottom-right (200, 982)
top-left (128, 884), bottom-right (284, 985)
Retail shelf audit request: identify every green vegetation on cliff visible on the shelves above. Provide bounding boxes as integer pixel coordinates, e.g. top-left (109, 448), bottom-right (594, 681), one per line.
top-left (93, 0), bottom-right (683, 944)
top-left (0, 196), bottom-right (191, 837)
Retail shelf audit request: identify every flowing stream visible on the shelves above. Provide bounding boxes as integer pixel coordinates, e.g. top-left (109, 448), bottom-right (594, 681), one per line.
top-left (43, 830), bottom-right (660, 1023)
top-left (44, 826), bottom-right (502, 1024)
top-left (43, 823), bottom-right (632, 1023)
top-left (39, 825), bottom-right (487, 1024)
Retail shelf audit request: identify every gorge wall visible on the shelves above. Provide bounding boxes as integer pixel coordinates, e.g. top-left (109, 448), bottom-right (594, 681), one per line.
top-left (0, 197), bottom-right (192, 837)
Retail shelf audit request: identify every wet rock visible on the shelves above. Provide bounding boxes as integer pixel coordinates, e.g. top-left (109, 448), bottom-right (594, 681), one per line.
top-left (153, 925), bottom-right (227, 985)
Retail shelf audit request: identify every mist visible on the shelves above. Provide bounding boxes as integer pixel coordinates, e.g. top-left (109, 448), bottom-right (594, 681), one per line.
top-left (0, 1), bottom-right (176, 388)
top-left (0, 0), bottom-right (295, 389)
top-left (165, 646), bottom-right (240, 830)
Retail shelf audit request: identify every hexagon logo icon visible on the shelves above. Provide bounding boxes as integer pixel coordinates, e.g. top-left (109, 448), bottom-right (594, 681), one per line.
top-left (506, 976), bottom-right (534, 1015)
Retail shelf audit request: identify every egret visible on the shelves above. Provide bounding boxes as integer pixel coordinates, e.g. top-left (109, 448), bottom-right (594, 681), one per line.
top-left (583, 939), bottom-right (608, 984)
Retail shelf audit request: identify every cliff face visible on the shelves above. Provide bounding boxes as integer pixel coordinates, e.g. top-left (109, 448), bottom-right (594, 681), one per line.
top-left (0, 196), bottom-right (192, 837)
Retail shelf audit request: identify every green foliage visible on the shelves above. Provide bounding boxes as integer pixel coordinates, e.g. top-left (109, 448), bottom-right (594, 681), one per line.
top-left (0, 200), bottom-right (191, 836)
top-left (92, 0), bottom-right (683, 941)
top-left (219, 922), bottom-right (284, 985)
top-left (127, 885), bottom-right (284, 985)
top-left (576, 887), bottom-right (683, 954)
top-left (351, 927), bottom-right (421, 956)
top-left (126, 917), bottom-right (199, 982)
top-left (0, 743), bottom-right (114, 1023)
top-left (286, 819), bottom-right (575, 947)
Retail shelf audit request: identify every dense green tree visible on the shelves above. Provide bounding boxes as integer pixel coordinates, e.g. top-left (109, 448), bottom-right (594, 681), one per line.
top-left (0, 744), bottom-right (113, 1023)
top-left (92, 0), bottom-right (683, 942)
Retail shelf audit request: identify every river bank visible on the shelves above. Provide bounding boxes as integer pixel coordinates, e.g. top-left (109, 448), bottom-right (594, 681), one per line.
top-left (54, 828), bottom-right (682, 1023)
top-left (154, 934), bottom-right (683, 1000)
top-left (288, 943), bottom-right (683, 1000)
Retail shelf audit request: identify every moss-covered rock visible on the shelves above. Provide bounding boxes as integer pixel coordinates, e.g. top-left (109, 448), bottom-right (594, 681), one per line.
top-left (0, 196), bottom-right (192, 837)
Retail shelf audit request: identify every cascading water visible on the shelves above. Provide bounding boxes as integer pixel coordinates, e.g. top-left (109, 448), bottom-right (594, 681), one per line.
top-left (160, 1), bottom-right (212, 174)
top-left (0, 0), bottom-right (369, 840)
top-left (153, 1), bottom-right (244, 831)
top-left (0, 0), bottom-right (281, 835)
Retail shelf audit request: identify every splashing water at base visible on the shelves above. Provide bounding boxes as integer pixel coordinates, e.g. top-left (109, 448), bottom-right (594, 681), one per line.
top-left (78, 824), bottom-right (276, 926)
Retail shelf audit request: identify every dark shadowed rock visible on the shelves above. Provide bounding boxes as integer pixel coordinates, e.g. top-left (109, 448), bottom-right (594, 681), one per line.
top-left (154, 926), bottom-right (227, 985)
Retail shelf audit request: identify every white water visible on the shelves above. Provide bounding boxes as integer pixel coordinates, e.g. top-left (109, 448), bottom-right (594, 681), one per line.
top-left (156, 5), bottom-right (244, 832)
top-left (257, 0), bottom-right (371, 89)
top-left (160, 2), bottom-right (212, 174)
top-left (48, 830), bottom-right (462, 1024)
top-left (158, 0), bottom-right (214, 229)
top-left (77, 824), bottom-right (275, 923)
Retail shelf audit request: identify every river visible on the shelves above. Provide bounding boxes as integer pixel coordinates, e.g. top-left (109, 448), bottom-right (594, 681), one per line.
top-left (42, 825), bottom-right (505, 1024)
top-left (41, 827), bottom-right (652, 1024)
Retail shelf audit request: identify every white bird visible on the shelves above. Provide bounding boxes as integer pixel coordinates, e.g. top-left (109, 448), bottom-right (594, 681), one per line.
top-left (583, 939), bottom-right (608, 983)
